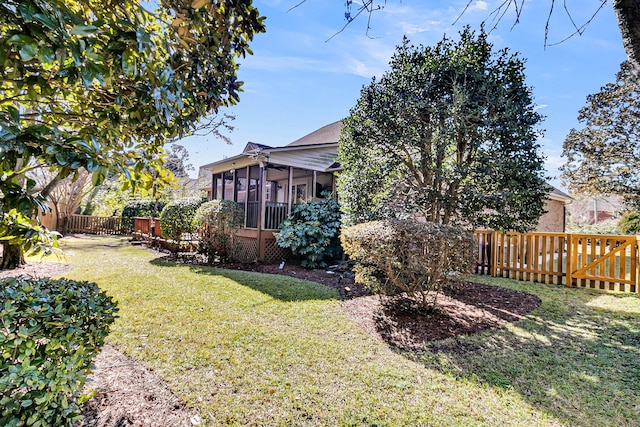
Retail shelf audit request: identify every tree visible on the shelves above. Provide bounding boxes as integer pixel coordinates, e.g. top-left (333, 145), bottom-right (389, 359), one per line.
top-left (165, 144), bottom-right (194, 178)
top-left (338, 28), bottom-right (550, 232)
top-left (0, 0), bottom-right (265, 268)
top-left (561, 61), bottom-right (640, 207)
top-left (613, 0), bottom-right (640, 72)
top-left (31, 167), bottom-right (93, 229)
top-left (618, 209), bottom-right (640, 234)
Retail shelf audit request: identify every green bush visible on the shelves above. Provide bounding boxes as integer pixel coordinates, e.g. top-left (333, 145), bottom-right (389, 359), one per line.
top-left (193, 200), bottom-right (243, 263)
top-left (158, 198), bottom-right (204, 245)
top-left (274, 198), bottom-right (341, 268)
top-left (618, 210), bottom-right (640, 234)
top-left (121, 200), bottom-right (166, 230)
top-left (341, 219), bottom-right (476, 310)
top-left (567, 218), bottom-right (620, 235)
top-left (0, 277), bottom-right (118, 427)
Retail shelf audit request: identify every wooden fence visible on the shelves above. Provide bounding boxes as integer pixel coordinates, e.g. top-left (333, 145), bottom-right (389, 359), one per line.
top-left (61, 215), bottom-right (127, 235)
top-left (474, 231), bottom-right (639, 293)
top-left (53, 217), bottom-right (640, 294)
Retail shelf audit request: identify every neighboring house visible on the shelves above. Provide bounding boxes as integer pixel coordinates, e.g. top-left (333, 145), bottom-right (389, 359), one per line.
top-left (201, 121), bottom-right (570, 261)
top-left (537, 187), bottom-right (572, 233)
top-left (566, 194), bottom-right (623, 226)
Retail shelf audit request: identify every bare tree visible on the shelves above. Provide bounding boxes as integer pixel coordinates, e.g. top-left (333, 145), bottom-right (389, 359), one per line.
top-left (299, 0), bottom-right (640, 71)
top-left (31, 168), bottom-right (94, 230)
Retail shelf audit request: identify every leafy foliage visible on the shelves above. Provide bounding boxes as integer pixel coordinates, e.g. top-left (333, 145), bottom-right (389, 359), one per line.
top-left (165, 144), bottom-right (193, 179)
top-left (275, 198), bottom-right (341, 268)
top-left (121, 200), bottom-right (167, 230)
top-left (0, 277), bottom-right (118, 426)
top-left (0, 209), bottom-right (58, 269)
top-left (618, 210), bottom-right (640, 234)
top-left (341, 219), bottom-right (476, 310)
top-left (561, 61), bottom-right (640, 209)
top-left (193, 199), bottom-right (243, 263)
top-left (566, 219), bottom-right (621, 236)
top-left (0, 0), bottom-right (265, 266)
top-left (338, 28), bottom-right (549, 232)
top-left (158, 198), bottom-right (204, 244)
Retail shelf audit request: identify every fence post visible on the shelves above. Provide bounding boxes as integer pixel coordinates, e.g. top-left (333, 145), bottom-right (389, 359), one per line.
top-left (635, 236), bottom-right (640, 294)
top-left (490, 230), bottom-right (499, 277)
top-left (565, 233), bottom-right (573, 288)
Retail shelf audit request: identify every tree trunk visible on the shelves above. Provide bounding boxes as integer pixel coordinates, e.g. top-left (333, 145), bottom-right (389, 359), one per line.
top-left (613, 0), bottom-right (640, 72)
top-left (0, 243), bottom-right (25, 270)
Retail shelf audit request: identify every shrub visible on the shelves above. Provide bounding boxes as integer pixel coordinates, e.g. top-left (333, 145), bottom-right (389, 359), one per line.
top-left (274, 198), bottom-right (341, 268)
top-left (0, 277), bottom-right (118, 427)
top-left (121, 200), bottom-right (166, 230)
top-left (158, 198), bottom-right (204, 245)
top-left (341, 219), bottom-right (476, 310)
top-left (618, 210), bottom-right (640, 234)
top-left (567, 218), bottom-right (620, 235)
top-left (193, 200), bottom-right (243, 263)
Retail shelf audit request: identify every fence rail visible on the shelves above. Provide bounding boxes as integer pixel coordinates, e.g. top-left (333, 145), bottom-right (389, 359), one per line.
top-left (62, 215), bottom-right (127, 235)
top-left (474, 230), bottom-right (639, 293)
top-left (55, 216), bottom-right (640, 294)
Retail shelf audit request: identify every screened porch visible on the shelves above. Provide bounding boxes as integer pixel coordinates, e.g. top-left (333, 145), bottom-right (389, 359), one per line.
top-left (211, 164), bottom-right (336, 231)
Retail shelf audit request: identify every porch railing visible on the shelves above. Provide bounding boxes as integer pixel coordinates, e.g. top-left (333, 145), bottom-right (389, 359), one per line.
top-left (238, 202), bottom-right (290, 229)
top-left (264, 203), bottom-right (289, 230)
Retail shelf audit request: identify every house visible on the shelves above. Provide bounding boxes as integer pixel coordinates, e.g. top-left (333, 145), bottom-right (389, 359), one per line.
top-left (537, 187), bottom-right (572, 232)
top-left (566, 194), bottom-right (622, 226)
top-left (199, 121), bottom-right (342, 262)
top-left (200, 121), bottom-right (570, 262)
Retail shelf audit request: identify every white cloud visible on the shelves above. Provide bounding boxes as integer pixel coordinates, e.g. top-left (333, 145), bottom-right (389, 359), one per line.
top-left (399, 20), bottom-right (448, 35)
top-left (468, 1), bottom-right (489, 12)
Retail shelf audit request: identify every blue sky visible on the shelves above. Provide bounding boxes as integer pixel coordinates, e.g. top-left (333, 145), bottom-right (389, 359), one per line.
top-left (178, 0), bottom-right (627, 189)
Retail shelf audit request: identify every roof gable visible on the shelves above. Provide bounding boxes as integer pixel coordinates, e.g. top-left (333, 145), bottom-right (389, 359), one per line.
top-left (286, 120), bottom-right (343, 147)
top-left (243, 142), bottom-right (272, 153)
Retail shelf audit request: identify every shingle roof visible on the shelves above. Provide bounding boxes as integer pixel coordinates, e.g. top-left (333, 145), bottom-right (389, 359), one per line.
top-left (286, 120), bottom-right (343, 147)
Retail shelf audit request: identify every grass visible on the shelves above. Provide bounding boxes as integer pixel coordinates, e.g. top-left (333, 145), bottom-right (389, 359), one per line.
top-left (44, 235), bottom-right (640, 426)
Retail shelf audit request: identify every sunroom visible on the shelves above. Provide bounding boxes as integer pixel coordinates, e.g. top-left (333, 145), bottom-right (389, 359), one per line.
top-left (201, 121), bottom-right (341, 262)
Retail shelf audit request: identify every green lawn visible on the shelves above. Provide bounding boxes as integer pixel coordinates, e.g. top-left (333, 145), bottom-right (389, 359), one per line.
top-left (47, 235), bottom-right (640, 426)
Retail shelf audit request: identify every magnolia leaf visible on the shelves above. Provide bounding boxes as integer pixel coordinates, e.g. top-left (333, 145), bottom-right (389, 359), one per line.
top-left (70, 25), bottom-right (98, 37)
top-left (191, 0), bottom-right (209, 9)
top-left (37, 46), bottom-right (55, 64)
top-left (19, 43), bottom-right (38, 61)
top-left (7, 34), bottom-right (36, 45)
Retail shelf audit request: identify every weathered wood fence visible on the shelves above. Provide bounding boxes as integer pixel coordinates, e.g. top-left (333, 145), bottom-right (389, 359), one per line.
top-left (61, 215), bottom-right (127, 235)
top-left (474, 231), bottom-right (639, 293)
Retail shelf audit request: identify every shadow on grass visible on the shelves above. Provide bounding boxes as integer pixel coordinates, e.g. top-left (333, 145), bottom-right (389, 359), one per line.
top-left (401, 283), bottom-right (640, 427)
top-left (149, 256), bottom-right (339, 302)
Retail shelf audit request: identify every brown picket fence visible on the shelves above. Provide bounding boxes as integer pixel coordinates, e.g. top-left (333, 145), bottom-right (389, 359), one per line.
top-left (61, 215), bottom-right (127, 235)
top-left (474, 230), bottom-right (640, 293)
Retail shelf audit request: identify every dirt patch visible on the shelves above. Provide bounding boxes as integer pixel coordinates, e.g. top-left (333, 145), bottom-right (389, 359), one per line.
top-left (0, 250), bottom-right (541, 426)
top-left (0, 261), bottom-right (72, 280)
top-left (78, 345), bottom-right (201, 427)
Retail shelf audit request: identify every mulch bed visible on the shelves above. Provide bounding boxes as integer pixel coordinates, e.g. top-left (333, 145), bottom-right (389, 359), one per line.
top-left (343, 283), bottom-right (540, 351)
top-left (218, 261), bottom-right (541, 351)
top-left (0, 243), bottom-right (541, 426)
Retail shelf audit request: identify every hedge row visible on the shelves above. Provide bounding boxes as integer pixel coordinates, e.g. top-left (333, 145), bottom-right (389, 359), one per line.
top-left (1, 277), bottom-right (118, 426)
